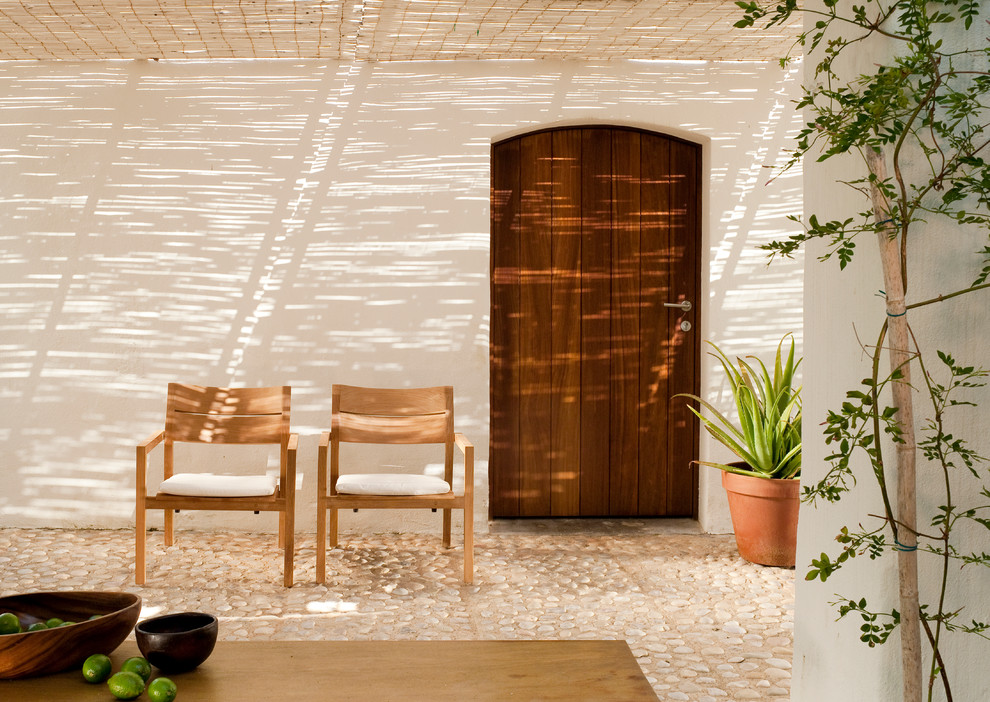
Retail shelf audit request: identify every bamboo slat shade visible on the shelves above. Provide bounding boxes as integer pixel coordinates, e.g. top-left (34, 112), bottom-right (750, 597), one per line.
top-left (0, 0), bottom-right (799, 61)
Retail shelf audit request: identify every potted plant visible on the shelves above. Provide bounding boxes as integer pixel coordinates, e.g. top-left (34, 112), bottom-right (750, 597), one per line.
top-left (678, 335), bottom-right (801, 567)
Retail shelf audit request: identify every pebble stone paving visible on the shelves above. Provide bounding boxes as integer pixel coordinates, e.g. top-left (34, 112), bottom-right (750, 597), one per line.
top-left (0, 527), bottom-right (794, 701)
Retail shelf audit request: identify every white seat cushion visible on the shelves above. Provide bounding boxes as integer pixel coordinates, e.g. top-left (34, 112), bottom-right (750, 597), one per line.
top-left (335, 473), bottom-right (451, 496)
top-left (159, 473), bottom-right (278, 498)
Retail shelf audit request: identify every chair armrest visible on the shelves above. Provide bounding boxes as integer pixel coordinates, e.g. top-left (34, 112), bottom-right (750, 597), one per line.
top-left (317, 431), bottom-right (330, 491)
top-left (455, 433), bottom-right (474, 494)
top-left (137, 430), bottom-right (165, 453)
top-left (285, 433), bottom-right (298, 496)
top-left (455, 433), bottom-right (473, 453)
top-left (136, 430), bottom-right (165, 499)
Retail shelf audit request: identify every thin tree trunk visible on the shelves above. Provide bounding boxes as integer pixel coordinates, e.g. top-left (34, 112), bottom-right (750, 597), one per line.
top-left (866, 147), bottom-right (922, 702)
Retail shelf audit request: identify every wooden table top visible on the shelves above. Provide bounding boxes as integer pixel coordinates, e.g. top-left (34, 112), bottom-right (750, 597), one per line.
top-left (2, 639), bottom-right (659, 701)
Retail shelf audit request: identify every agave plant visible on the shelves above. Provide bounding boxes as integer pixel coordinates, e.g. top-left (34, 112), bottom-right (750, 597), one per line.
top-left (678, 335), bottom-right (802, 480)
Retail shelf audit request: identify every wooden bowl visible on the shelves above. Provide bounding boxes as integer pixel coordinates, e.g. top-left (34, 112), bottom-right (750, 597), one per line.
top-left (0, 591), bottom-right (141, 679)
top-left (135, 612), bottom-right (217, 673)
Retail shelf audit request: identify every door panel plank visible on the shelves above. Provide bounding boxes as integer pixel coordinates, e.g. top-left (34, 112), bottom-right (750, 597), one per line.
top-left (666, 139), bottom-right (702, 516)
top-left (490, 139), bottom-right (521, 517)
top-left (637, 134), bottom-right (672, 516)
top-left (517, 132), bottom-right (553, 516)
top-left (579, 129), bottom-right (612, 516)
top-left (550, 130), bottom-right (583, 516)
top-left (609, 130), bottom-right (641, 516)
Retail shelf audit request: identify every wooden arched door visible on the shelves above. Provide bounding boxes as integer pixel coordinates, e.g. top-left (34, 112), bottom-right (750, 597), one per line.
top-left (490, 126), bottom-right (700, 518)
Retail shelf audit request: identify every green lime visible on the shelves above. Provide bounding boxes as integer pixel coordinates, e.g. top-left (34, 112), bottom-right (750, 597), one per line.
top-left (27, 622), bottom-right (47, 632)
top-left (81, 653), bottom-right (113, 683)
top-left (88, 614), bottom-right (102, 620)
top-left (44, 617), bottom-right (63, 628)
top-left (0, 612), bottom-right (22, 634)
top-left (121, 656), bottom-right (153, 682)
top-left (147, 677), bottom-right (178, 702)
top-left (59, 621), bottom-right (76, 627)
top-left (107, 671), bottom-right (146, 700)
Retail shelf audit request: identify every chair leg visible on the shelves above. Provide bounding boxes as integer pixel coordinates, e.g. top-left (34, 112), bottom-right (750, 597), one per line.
top-left (316, 502), bottom-right (327, 585)
top-left (329, 508), bottom-right (339, 548)
top-left (135, 506), bottom-right (146, 585)
top-left (283, 508), bottom-right (294, 588)
top-left (278, 511), bottom-right (286, 550)
top-left (463, 507), bottom-right (473, 585)
top-left (442, 509), bottom-right (452, 549)
top-left (164, 509), bottom-right (174, 547)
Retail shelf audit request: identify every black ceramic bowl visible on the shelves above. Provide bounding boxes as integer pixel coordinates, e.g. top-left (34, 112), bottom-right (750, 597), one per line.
top-left (135, 612), bottom-right (218, 673)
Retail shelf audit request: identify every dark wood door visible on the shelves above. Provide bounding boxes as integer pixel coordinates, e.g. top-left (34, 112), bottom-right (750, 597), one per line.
top-left (490, 126), bottom-right (700, 518)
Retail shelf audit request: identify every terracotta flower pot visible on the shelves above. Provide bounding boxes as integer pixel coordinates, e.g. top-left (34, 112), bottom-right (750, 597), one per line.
top-left (722, 467), bottom-right (800, 568)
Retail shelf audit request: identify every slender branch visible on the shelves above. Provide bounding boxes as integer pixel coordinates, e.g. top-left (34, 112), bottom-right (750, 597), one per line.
top-left (865, 514), bottom-right (939, 542)
top-left (870, 322), bottom-right (898, 532)
top-left (908, 325), bottom-right (956, 701)
top-left (891, 71), bottom-right (943, 291)
top-left (796, 5), bottom-right (904, 40)
top-left (906, 282), bottom-right (990, 311)
top-left (921, 617), bottom-right (954, 702)
top-left (909, 132), bottom-right (990, 211)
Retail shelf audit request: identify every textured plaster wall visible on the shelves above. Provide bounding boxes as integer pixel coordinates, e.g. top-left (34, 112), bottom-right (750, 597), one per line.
top-left (0, 58), bottom-right (803, 536)
top-left (792, 9), bottom-right (990, 702)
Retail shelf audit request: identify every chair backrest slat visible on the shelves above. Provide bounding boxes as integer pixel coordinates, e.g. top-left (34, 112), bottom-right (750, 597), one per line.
top-left (168, 383), bottom-right (285, 415)
top-left (333, 385), bottom-right (452, 445)
top-left (168, 413), bottom-right (286, 444)
top-left (166, 383), bottom-right (289, 445)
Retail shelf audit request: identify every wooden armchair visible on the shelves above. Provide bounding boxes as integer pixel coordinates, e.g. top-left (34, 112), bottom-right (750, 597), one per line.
top-left (317, 385), bottom-right (474, 584)
top-left (135, 384), bottom-right (297, 586)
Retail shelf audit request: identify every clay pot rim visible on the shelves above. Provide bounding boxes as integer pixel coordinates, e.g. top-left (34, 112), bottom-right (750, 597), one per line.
top-left (722, 460), bottom-right (800, 481)
top-left (722, 468), bottom-right (801, 499)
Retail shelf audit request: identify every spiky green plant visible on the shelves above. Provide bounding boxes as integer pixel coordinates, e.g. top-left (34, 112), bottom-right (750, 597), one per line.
top-left (678, 335), bottom-right (802, 480)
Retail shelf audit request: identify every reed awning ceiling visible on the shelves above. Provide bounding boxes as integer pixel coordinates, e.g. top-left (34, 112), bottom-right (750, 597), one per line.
top-left (0, 0), bottom-right (800, 61)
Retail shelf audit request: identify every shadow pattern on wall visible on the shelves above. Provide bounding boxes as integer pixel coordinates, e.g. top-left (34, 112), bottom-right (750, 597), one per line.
top-left (0, 59), bottom-right (803, 528)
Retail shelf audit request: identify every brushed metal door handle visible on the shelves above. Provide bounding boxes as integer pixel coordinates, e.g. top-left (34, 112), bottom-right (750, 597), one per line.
top-left (663, 300), bottom-right (692, 312)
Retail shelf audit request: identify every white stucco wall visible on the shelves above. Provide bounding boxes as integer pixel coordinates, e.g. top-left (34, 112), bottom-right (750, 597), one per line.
top-left (793, 10), bottom-right (990, 702)
top-left (0, 58), bottom-right (803, 536)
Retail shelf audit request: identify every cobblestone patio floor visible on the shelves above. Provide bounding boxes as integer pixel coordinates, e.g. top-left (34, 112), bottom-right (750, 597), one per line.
top-left (0, 527), bottom-right (794, 701)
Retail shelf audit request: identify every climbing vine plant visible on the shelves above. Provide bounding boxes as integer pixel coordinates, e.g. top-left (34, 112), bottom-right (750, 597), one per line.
top-left (736, 1), bottom-right (990, 701)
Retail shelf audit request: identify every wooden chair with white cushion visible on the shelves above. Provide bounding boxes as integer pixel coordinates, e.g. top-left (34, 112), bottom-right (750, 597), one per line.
top-left (317, 385), bottom-right (474, 584)
top-left (135, 383), bottom-right (297, 586)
